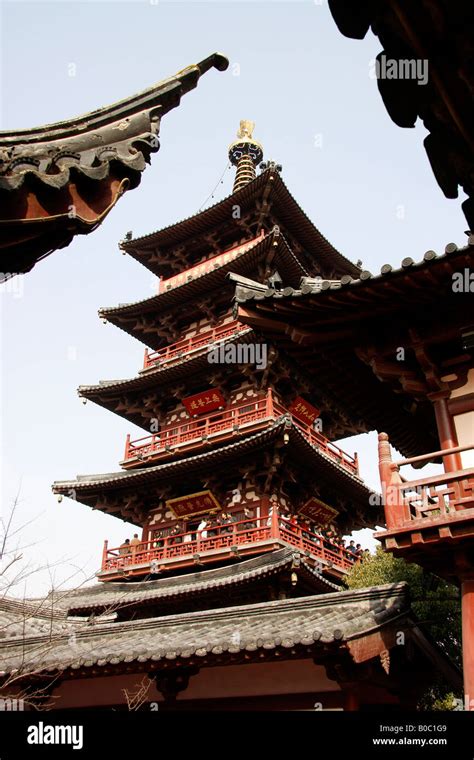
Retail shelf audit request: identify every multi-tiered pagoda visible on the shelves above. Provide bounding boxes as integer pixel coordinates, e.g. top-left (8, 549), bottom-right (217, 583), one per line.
top-left (2, 124), bottom-right (460, 711)
top-left (55, 121), bottom-right (374, 586)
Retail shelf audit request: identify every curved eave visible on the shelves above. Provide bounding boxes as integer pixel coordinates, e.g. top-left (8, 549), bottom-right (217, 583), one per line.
top-left (235, 240), bottom-right (474, 312)
top-left (1, 584), bottom-right (418, 679)
top-left (61, 549), bottom-right (335, 615)
top-left (235, 242), bottom-right (474, 457)
top-left (52, 419), bottom-right (378, 528)
top-left (121, 169), bottom-right (360, 278)
top-left (99, 230), bottom-right (307, 348)
top-left (0, 53), bottom-right (229, 180)
top-left (78, 327), bottom-right (256, 428)
top-left (0, 53), bottom-right (229, 275)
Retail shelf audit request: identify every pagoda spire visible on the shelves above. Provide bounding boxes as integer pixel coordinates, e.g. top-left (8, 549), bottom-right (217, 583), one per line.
top-left (228, 120), bottom-right (263, 193)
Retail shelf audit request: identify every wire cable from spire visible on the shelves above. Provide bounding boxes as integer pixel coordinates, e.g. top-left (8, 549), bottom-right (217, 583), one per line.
top-left (198, 161), bottom-right (232, 212)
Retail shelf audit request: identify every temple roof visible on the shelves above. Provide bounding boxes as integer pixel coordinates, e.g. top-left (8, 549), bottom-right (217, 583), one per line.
top-left (0, 582), bottom-right (461, 689)
top-left (328, 0), bottom-right (473, 228)
top-left (0, 53), bottom-right (228, 277)
top-left (78, 327), bottom-right (256, 427)
top-left (52, 420), bottom-right (378, 530)
top-left (234, 238), bottom-right (474, 309)
top-left (120, 168), bottom-right (361, 279)
top-left (234, 241), bottom-right (474, 458)
top-left (99, 229), bottom-right (308, 349)
top-left (51, 549), bottom-right (340, 616)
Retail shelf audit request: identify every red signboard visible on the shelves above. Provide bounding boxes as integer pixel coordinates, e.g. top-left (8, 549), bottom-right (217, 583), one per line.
top-left (158, 231), bottom-right (264, 293)
top-left (289, 396), bottom-right (320, 426)
top-left (299, 497), bottom-right (339, 527)
top-left (166, 490), bottom-right (221, 519)
top-left (182, 388), bottom-right (226, 416)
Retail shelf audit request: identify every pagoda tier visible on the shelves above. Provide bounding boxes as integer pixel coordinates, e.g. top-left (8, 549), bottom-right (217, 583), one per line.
top-left (95, 505), bottom-right (358, 583)
top-left (53, 415), bottom-right (378, 581)
top-left (99, 228), bottom-right (307, 348)
top-left (120, 166), bottom-right (361, 280)
top-left (79, 333), bottom-right (369, 441)
top-left (119, 389), bottom-right (360, 473)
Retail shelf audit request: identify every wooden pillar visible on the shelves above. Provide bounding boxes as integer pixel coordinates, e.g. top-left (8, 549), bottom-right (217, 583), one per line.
top-left (101, 540), bottom-right (108, 571)
top-left (378, 433), bottom-right (409, 528)
top-left (270, 501), bottom-right (280, 539)
top-left (432, 396), bottom-right (463, 472)
top-left (461, 579), bottom-right (474, 710)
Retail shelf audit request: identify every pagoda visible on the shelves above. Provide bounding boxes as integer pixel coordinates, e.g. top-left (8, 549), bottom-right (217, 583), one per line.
top-left (54, 121), bottom-right (375, 586)
top-left (2, 123), bottom-right (460, 711)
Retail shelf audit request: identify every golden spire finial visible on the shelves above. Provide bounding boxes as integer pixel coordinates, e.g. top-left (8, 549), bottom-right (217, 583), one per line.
top-left (228, 120), bottom-right (263, 193)
top-left (237, 120), bottom-right (255, 140)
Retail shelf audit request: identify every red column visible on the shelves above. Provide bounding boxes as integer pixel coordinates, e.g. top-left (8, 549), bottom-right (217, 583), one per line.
top-left (270, 502), bottom-right (280, 539)
top-left (378, 433), bottom-right (409, 528)
top-left (462, 580), bottom-right (474, 710)
top-left (101, 540), bottom-right (108, 571)
top-left (432, 397), bottom-right (463, 472)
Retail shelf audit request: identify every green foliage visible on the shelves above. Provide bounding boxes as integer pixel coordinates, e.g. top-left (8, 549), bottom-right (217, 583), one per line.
top-left (346, 548), bottom-right (461, 666)
top-left (421, 691), bottom-right (459, 712)
top-left (346, 548), bottom-right (462, 710)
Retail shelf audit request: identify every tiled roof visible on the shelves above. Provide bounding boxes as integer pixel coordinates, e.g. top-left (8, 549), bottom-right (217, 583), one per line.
top-left (0, 583), bottom-right (412, 676)
top-left (0, 53), bottom-right (228, 276)
top-left (234, 239), bottom-right (474, 305)
top-left (52, 549), bottom-right (339, 615)
top-left (98, 230), bottom-right (308, 350)
top-left (121, 169), bottom-right (361, 278)
top-left (233, 241), bottom-right (474, 458)
top-left (77, 327), bottom-right (255, 402)
top-left (52, 419), bottom-right (376, 524)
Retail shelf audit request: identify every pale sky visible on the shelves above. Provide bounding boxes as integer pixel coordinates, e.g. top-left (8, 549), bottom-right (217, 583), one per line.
top-left (0, 0), bottom-right (464, 596)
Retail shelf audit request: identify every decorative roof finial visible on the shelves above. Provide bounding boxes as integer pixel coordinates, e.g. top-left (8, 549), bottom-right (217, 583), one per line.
top-left (228, 120), bottom-right (264, 193)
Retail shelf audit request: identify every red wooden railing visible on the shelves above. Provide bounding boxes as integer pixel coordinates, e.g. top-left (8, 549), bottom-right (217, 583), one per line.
top-left (143, 320), bottom-right (250, 370)
top-left (100, 512), bottom-right (356, 575)
top-left (123, 389), bottom-right (359, 476)
top-left (378, 433), bottom-right (474, 529)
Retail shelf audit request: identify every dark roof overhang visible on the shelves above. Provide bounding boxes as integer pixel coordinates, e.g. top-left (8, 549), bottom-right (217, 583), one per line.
top-left (328, 0), bottom-right (474, 228)
top-left (0, 53), bottom-right (228, 277)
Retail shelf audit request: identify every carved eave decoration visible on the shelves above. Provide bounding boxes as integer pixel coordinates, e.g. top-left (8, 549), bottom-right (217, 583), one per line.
top-left (0, 53), bottom-right (228, 277)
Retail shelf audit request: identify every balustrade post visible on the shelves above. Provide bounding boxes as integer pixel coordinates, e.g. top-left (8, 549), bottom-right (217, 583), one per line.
top-left (354, 452), bottom-right (359, 475)
top-left (101, 540), bottom-right (108, 570)
top-left (143, 348), bottom-right (149, 369)
top-left (270, 503), bottom-right (280, 539)
top-left (378, 432), bottom-right (409, 528)
top-left (124, 434), bottom-right (130, 460)
top-left (266, 387), bottom-right (273, 416)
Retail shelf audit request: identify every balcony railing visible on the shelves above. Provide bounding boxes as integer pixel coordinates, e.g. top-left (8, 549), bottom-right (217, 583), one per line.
top-left (123, 390), bottom-right (359, 476)
top-left (100, 509), bottom-right (357, 577)
top-left (378, 433), bottom-right (474, 530)
top-left (142, 320), bottom-right (250, 370)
